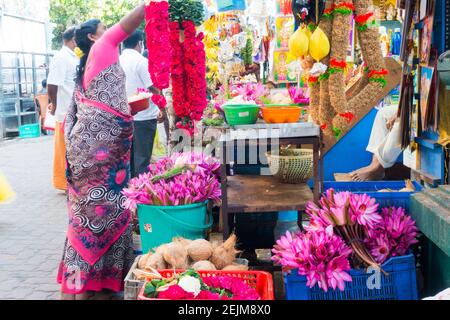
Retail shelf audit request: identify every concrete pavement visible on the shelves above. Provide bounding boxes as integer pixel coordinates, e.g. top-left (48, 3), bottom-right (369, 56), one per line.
top-left (0, 136), bottom-right (66, 300)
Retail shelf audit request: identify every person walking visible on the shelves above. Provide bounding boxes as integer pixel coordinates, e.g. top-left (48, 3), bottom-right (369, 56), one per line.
top-left (119, 30), bottom-right (163, 177)
top-left (47, 27), bottom-right (78, 192)
top-left (58, 5), bottom-right (145, 300)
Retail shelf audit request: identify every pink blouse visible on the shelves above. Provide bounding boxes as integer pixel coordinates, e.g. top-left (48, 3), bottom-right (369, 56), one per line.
top-left (83, 24), bottom-right (129, 90)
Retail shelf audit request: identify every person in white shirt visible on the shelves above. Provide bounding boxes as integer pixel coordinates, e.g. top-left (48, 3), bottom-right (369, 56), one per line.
top-left (47, 27), bottom-right (79, 191)
top-left (120, 30), bottom-right (164, 177)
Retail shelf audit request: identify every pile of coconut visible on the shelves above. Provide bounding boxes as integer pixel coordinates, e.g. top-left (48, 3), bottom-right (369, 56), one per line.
top-left (134, 235), bottom-right (246, 279)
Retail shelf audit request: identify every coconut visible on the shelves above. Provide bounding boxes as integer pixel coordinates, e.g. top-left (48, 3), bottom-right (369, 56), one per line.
top-left (154, 243), bottom-right (170, 256)
top-left (172, 237), bottom-right (193, 249)
top-left (191, 260), bottom-right (217, 271)
top-left (138, 253), bottom-right (151, 269)
top-left (210, 234), bottom-right (240, 270)
top-left (145, 252), bottom-right (167, 270)
top-left (222, 263), bottom-right (249, 271)
top-left (187, 239), bottom-right (213, 262)
top-left (163, 242), bottom-right (189, 269)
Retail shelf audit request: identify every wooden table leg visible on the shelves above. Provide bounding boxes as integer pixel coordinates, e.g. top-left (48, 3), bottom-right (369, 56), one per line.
top-left (313, 138), bottom-right (319, 202)
top-left (219, 140), bottom-right (230, 239)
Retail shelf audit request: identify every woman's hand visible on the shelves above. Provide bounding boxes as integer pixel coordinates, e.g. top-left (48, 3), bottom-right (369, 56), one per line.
top-left (386, 115), bottom-right (397, 131)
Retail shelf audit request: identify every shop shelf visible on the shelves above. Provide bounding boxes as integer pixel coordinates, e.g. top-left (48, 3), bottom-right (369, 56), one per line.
top-left (324, 181), bottom-right (423, 211)
top-left (284, 254), bottom-right (418, 300)
top-left (226, 175), bottom-right (314, 213)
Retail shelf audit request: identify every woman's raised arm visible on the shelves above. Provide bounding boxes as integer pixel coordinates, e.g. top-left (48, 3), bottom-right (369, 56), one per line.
top-left (119, 3), bottom-right (146, 35)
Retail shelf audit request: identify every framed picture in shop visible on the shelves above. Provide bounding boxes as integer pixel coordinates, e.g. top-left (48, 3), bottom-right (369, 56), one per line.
top-left (420, 66), bottom-right (435, 131)
top-left (273, 50), bottom-right (298, 83)
top-left (275, 16), bottom-right (294, 50)
top-left (420, 0), bottom-right (435, 66)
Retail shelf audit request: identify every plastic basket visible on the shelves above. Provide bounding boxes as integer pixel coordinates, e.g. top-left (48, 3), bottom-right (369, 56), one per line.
top-left (223, 104), bottom-right (260, 126)
top-left (124, 256), bottom-right (143, 300)
top-left (324, 181), bottom-right (423, 212)
top-left (284, 254), bottom-right (418, 300)
top-left (266, 149), bottom-right (313, 184)
top-left (125, 257), bottom-right (250, 300)
top-left (138, 270), bottom-right (274, 300)
top-left (19, 124), bottom-right (40, 138)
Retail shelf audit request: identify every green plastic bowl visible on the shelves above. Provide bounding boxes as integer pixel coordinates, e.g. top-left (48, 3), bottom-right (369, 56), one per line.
top-left (223, 104), bottom-right (260, 126)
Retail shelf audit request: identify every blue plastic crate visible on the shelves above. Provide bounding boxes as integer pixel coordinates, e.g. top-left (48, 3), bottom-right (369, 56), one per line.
top-left (324, 181), bottom-right (423, 212)
top-left (19, 124), bottom-right (40, 139)
top-left (284, 254), bottom-right (418, 300)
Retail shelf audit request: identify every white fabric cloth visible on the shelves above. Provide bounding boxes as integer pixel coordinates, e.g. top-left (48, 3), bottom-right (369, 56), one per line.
top-left (47, 46), bottom-right (78, 122)
top-left (119, 49), bottom-right (159, 121)
top-left (366, 104), bottom-right (403, 169)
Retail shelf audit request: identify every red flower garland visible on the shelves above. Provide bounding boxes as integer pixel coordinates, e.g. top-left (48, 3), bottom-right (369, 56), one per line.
top-left (145, 1), bottom-right (171, 109)
top-left (170, 21), bottom-right (207, 135)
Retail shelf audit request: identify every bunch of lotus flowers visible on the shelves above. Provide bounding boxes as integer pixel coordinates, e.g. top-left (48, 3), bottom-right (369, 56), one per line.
top-left (305, 189), bottom-right (382, 270)
top-left (122, 152), bottom-right (221, 209)
top-left (365, 207), bottom-right (419, 264)
top-left (234, 82), bottom-right (269, 104)
top-left (272, 228), bottom-right (353, 292)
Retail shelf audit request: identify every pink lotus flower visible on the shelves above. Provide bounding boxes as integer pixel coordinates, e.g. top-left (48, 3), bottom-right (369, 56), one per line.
top-left (122, 152), bottom-right (221, 208)
top-left (272, 229), bottom-right (353, 292)
top-left (288, 86), bottom-right (310, 105)
top-left (365, 207), bottom-right (418, 264)
top-left (234, 83), bottom-right (269, 104)
top-left (350, 194), bottom-right (381, 228)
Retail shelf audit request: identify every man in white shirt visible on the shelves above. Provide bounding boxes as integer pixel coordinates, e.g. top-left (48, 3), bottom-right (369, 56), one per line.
top-left (120, 30), bottom-right (163, 177)
top-left (47, 27), bottom-right (79, 192)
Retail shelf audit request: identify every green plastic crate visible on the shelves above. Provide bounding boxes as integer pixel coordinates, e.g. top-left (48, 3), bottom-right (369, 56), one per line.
top-left (19, 124), bottom-right (40, 138)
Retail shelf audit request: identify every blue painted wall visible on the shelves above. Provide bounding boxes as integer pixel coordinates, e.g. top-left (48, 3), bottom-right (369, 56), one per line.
top-left (323, 109), bottom-right (377, 181)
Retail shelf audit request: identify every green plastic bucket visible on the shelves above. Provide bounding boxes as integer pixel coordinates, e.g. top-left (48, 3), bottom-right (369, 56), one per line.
top-left (223, 104), bottom-right (260, 126)
top-left (137, 201), bottom-right (212, 253)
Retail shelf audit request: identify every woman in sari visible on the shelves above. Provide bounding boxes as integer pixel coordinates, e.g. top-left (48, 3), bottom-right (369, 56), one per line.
top-left (58, 4), bottom-right (145, 300)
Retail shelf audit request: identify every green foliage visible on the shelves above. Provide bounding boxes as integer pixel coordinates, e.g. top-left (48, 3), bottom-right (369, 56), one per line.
top-left (49, 0), bottom-right (140, 50)
top-left (169, 0), bottom-right (205, 27)
top-left (100, 0), bottom-right (140, 28)
top-left (49, 0), bottom-right (99, 50)
top-left (241, 38), bottom-right (253, 66)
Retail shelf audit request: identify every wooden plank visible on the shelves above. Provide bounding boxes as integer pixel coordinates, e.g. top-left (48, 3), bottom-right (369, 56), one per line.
top-left (226, 175), bottom-right (314, 213)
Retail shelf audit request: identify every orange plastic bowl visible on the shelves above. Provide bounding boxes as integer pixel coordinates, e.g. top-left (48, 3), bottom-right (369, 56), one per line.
top-left (261, 105), bottom-right (302, 124)
top-left (129, 98), bottom-right (150, 115)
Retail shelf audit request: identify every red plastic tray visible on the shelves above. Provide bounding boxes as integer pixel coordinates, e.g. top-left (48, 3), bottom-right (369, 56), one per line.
top-left (138, 269), bottom-right (274, 300)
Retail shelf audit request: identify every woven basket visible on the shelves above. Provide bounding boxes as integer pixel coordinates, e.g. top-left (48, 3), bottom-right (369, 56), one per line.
top-left (266, 149), bottom-right (313, 184)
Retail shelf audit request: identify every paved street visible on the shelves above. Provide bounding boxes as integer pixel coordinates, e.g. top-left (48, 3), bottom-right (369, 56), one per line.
top-left (0, 136), bottom-right (66, 300)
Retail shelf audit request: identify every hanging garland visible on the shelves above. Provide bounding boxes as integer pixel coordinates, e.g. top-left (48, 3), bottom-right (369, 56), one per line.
top-left (328, 0), bottom-right (389, 137)
top-left (308, 0), bottom-right (335, 131)
top-left (328, 0), bottom-right (353, 119)
top-left (169, 21), bottom-right (207, 135)
top-left (145, 1), bottom-right (207, 136)
top-left (145, 1), bottom-right (171, 109)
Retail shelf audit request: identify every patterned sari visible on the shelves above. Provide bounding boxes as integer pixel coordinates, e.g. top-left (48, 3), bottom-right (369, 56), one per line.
top-left (57, 24), bottom-right (135, 294)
